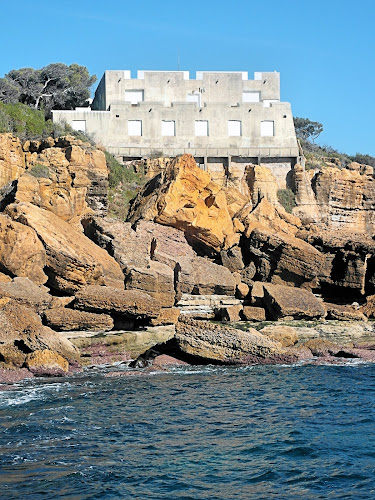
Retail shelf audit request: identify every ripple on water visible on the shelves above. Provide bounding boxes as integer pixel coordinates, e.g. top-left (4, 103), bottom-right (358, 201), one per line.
top-left (1, 364), bottom-right (375, 499)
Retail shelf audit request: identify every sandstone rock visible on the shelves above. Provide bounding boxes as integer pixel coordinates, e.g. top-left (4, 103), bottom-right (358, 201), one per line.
top-left (66, 325), bottom-right (176, 363)
top-left (176, 255), bottom-right (236, 296)
top-left (44, 308), bottom-right (114, 332)
top-left (24, 349), bottom-right (69, 376)
top-left (312, 166), bottom-right (375, 233)
top-left (236, 281), bottom-right (249, 300)
top-left (150, 307), bottom-right (181, 326)
top-left (219, 305), bottom-right (243, 322)
top-left (7, 203), bottom-right (124, 293)
top-left (324, 302), bottom-right (367, 321)
top-left (222, 186), bottom-right (249, 218)
top-left (291, 164), bottom-right (320, 224)
top-left (302, 338), bottom-right (341, 357)
top-left (0, 134), bottom-right (25, 187)
top-left (360, 295), bottom-right (375, 318)
top-left (242, 306), bottom-right (266, 322)
top-left (240, 263), bottom-right (256, 287)
top-left (0, 301), bottom-right (79, 369)
top-left (245, 228), bottom-right (324, 288)
top-left (237, 197), bottom-right (301, 238)
top-left (259, 325), bottom-right (298, 347)
top-left (298, 229), bottom-right (375, 295)
top-left (177, 294), bottom-right (242, 319)
top-left (263, 284), bottom-right (326, 320)
top-left (175, 318), bottom-right (293, 364)
top-left (125, 261), bottom-right (175, 307)
top-left (246, 165), bottom-right (280, 205)
top-left (249, 281), bottom-right (265, 306)
top-left (0, 215), bottom-right (47, 285)
top-left (0, 277), bottom-right (52, 313)
top-left (74, 285), bottom-right (161, 319)
top-left (220, 246), bottom-right (244, 272)
top-left (127, 154), bottom-right (236, 252)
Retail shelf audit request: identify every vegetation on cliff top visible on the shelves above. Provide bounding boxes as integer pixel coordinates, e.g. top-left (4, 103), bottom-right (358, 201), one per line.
top-left (105, 152), bottom-right (147, 220)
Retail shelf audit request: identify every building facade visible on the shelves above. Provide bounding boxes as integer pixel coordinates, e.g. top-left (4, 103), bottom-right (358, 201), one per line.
top-left (52, 70), bottom-right (300, 179)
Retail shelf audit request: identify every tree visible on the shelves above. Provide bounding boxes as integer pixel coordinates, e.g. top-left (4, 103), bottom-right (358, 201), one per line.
top-left (0, 63), bottom-right (96, 117)
top-left (293, 117), bottom-right (323, 143)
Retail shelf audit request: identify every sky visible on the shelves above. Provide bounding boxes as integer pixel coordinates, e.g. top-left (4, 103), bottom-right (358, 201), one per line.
top-left (1, 0), bottom-right (374, 155)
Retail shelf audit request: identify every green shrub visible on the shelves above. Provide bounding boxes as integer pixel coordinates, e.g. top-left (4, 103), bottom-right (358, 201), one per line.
top-left (105, 151), bottom-right (147, 219)
top-left (0, 102), bottom-right (47, 139)
top-left (29, 164), bottom-right (50, 178)
top-left (277, 188), bottom-right (296, 213)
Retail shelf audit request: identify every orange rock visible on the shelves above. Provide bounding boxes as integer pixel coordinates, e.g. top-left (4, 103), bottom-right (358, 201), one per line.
top-left (128, 154), bottom-right (237, 252)
top-left (25, 349), bottom-right (69, 376)
top-left (0, 133), bottom-right (25, 186)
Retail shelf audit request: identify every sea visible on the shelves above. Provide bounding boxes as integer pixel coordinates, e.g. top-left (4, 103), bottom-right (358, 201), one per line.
top-left (1, 362), bottom-right (375, 499)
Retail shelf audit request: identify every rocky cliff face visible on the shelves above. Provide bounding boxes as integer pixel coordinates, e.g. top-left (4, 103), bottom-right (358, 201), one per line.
top-left (1, 137), bottom-right (375, 379)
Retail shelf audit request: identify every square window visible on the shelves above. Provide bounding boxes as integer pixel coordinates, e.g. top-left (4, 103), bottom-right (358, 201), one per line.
top-left (195, 120), bottom-right (208, 136)
top-left (125, 90), bottom-right (144, 104)
top-left (261, 120), bottom-right (274, 137)
top-left (162, 120), bottom-right (175, 136)
top-left (228, 120), bottom-right (242, 136)
top-left (72, 120), bottom-right (86, 133)
top-left (128, 120), bottom-right (142, 136)
top-left (242, 91), bottom-right (260, 103)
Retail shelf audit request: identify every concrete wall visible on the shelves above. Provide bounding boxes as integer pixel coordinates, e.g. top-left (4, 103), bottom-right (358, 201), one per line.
top-left (52, 70), bottom-right (298, 169)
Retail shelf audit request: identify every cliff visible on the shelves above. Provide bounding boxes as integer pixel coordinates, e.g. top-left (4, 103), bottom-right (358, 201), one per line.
top-left (1, 135), bottom-right (375, 379)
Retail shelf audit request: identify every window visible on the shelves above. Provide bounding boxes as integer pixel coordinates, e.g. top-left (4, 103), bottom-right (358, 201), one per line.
top-left (263, 99), bottom-right (279, 107)
top-left (162, 120), bottom-right (175, 136)
top-left (195, 120), bottom-right (208, 136)
top-left (187, 94), bottom-right (200, 105)
top-left (128, 120), bottom-right (142, 136)
top-left (72, 120), bottom-right (86, 133)
top-left (228, 120), bottom-right (242, 136)
top-left (261, 120), bottom-right (274, 136)
top-left (242, 91), bottom-right (260, 103)
top-left (125, 90), bottom-right (144, 104)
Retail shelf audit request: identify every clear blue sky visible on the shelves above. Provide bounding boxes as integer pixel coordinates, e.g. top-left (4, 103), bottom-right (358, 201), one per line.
top-left (1, 0), bottom-right (374, 155)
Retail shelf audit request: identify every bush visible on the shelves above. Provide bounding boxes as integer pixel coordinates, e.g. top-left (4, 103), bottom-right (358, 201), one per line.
top-left (29, 164), bottom-right (50, 178)
top-left (105, 151), bottom-right (147, 220)
top-left (277, 188), bottom-right (296, 213)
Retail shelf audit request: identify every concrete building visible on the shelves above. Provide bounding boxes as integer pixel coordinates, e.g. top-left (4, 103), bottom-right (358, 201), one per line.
top-left (52, 70), bottom-right (300, 179)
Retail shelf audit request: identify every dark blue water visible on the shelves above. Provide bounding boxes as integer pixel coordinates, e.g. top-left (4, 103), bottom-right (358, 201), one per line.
top-left (1, 363), bottom-right (375, 499)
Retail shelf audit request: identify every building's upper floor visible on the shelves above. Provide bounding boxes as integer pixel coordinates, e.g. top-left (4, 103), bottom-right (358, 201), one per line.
top-left (92, 70), bottom-right (280, 111)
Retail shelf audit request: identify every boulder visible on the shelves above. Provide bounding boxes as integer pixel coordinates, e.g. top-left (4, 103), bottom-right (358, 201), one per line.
top-left (263, 283), bottom-right (326, 320)
top-left (219, 305), bottom-right (243, 322)
top-left (0, 277), bottom-right (53, 313)
top-left (177, 294), bottom-right (242, 319)
top-left (150, 307), bottom-right (181, 326)
top-left (291, 164), bottom-right (320, 224)
top-left (324, 302), bottom-right (366, 321)
top-left (176, 255), bottom-right (236, 296)
top-left (24, 349), bottom-right (69, 376)
top-left (0, 215), bottom-right (47, 285)
top-left (175, 318), bottom-right (294, 364)
top-left (220, 246), bottom-right (244, 272)
top-left (74, 285), bottom-right (161, 319)
top-left (242, 306), bottom-right (266, 322)
top-left (245, 228), bottom-right (324, 288)
top-left (0, 300), bottom-right (79, 369)
top-left (6, 203), bottom-right (124, 293)
top-left (259, 325), bottom-right (298, 347)
top-left (302, 338), bottom-right (342, 357)
top-left (44, 308), bottom-right (114, 332)
top-left (127, 154), bottom-right (237, 252)
top-left (249, 281), bottom-right (265, 307)
top-left (125, 261), bottom-right (175, 308)
top-left (246, 165), bottom-right (280, 205)
top-left (236, 281), bottom-right (249, 300)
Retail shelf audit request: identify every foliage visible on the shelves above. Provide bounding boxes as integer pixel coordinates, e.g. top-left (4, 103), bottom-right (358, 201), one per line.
top-left (294, 117), bottom-right (323, 143)
top-left (0, 102), bottom-right (48, 138)
top-left (350, 153), bottom-right (375, 168)
top-left (29, 164), bottom-right (50, 178)
top-left (105, 152), bottom-right (147, 220)
top-left (0, 63), bottom-right (96, 117)
top-left (277, 188), bottom-right (296, 213)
